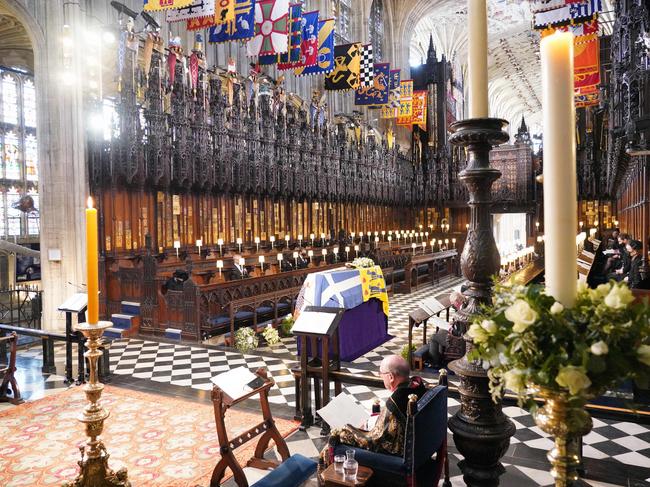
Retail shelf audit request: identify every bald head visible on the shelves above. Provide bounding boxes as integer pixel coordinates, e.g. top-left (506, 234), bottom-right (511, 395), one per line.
top-left (380, 355), bottom-right (410, 380)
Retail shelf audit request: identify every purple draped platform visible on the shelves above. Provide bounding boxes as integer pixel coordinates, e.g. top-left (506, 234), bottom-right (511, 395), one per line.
top-left (297, 298), bottom-right (392, 362)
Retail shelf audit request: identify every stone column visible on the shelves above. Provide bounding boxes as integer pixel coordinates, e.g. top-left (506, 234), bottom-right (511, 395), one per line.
top-left (447, 118), bottom-right (516, 487)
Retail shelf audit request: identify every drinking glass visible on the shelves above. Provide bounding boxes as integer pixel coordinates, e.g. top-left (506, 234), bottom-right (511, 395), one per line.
top-left (334, 454), bottom-right (345, 474)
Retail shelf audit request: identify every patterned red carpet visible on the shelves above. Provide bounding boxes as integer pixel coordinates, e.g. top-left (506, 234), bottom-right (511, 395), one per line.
top-left (0, 385), bottom-right (298, 486)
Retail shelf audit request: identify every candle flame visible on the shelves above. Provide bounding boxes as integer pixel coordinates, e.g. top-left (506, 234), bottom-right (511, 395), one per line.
top-left (87, 196), bottom-right (94, 209)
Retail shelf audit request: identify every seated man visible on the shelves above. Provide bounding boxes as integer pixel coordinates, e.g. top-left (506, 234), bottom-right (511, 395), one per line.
top-left (230, 254), bottom-right (249, 280)
top-left (319, 355), bottom-right (426, 468)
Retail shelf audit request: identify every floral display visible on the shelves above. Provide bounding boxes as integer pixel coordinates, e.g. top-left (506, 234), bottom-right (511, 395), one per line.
top-left (234, 326), bottom-right (259, 354)
top-left (469, 279), bottom-right (650, 408)
top-left (349, 257), bottom-right (375, 269)
top-left (262, 326), bottom-right (280, 345)
top-left (279, 314), bottom-right (294, 336)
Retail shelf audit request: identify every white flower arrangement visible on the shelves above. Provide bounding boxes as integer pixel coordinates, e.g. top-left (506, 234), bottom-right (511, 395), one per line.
top-left (234, 327), bottom-right (258, 354)
top-left (349, 257), bottom-right (375, 269)
top-left (470, 279), bottom-right (650, 408)
top-left (262, 326), bottom-right (280, 345)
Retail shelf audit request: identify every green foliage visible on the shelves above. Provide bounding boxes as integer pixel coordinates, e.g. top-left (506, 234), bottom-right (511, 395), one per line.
top-left (469, 279), bottom-right (650, 408)
top-left (279, 314), bottom-right (294, 336)
top-left (401, 344), bottom-right (416, 362)
top-left (262, 326), bottom-right (280, 345)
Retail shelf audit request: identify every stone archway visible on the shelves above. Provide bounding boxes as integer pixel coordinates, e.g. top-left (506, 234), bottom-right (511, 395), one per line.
top-left (0, 1), bottom-right (88, 330)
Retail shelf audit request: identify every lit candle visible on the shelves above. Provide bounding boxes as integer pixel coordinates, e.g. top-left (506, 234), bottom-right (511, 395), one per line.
top-left (308, 249), bottom-right (314, 263)
top-left (217, 238), bottom-right (224, 255)
top-left (255, 236), bottom-right (260, 252)
top-left (236, 237), bottom-right (243, 252)
top-left (258, 254), bottom-right (265, 272)
top-left (320, 233), bottom-right (325, 243)
top-left (333, 247), bottom-right (339, 261)
top-left (411, 242), bottom-right (417, 254)
top-left (468, 0), bottom-right (488, 118)
top-left (298, 234), bottom-right (303, 247)
top-left (541, 31), bottom-right (577, 307)
top-left (216, 259), bottom-right (223, 276)
top-left (310, 233), bottom-right (315, 246)
top-left (345, 246), bottom-right (350, 260)
top-left (270, 236), bottom-right (276, 248)
top-left (86, 197), bottom-right (99, 324)
top-left (387, 236), bottom-right (392, 247)
top-left (196, 238), bottom-right (202, 255)
top-left (374, 236), bottom-right (379, 246)
top-left (381, 230), bottom-right (385, 240)
top-left (277, 252), bottom-right (283, 262)
top-left (293, 251), bottom-right (299, 267)
top-left (284, 234), bottom-right (290, 247)
top-left (452, 238), bottom-right (457, 249)
top-left (322, 248), bottom-right (327, 259)
top-left (174, 240), bottom-right (181, 258)
top-left (354, 245), bottom-right (359, 257)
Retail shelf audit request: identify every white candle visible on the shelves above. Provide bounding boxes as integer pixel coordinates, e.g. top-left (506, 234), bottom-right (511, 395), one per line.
top-left (255, 236), bottom-right (260, 252)
top-left (217, 238), bottom-right (224, 255)
top-left (541, 31), bottom-right (577, 307)
top-left (270, 236), bottom-right (276, 248)
top-left (174, 240), bottom-right (181, 258)
top-left (216, 259), bottom-right (223, 276)
top-left (468, 0), bottom-right (488, 118)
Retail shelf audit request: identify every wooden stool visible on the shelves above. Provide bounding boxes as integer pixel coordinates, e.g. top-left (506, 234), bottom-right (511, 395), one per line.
top-left (321, 464), bottom-right (373, 486)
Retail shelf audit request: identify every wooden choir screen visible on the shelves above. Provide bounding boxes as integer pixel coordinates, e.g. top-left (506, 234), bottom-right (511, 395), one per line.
top-left (616, 159), bottom-right (649, 254)
top-left (99, 190), bottom-right (416, 254)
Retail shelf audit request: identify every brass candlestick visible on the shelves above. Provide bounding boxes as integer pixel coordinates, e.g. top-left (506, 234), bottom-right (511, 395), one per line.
top-left (64, 321), bottom-right (130, 487)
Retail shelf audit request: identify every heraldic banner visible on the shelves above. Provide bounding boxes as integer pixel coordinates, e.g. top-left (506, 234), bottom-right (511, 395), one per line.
top-left (247, 0), bottom-right (290, 57)
top-left (325, 43), bottom-right (362, 91)
top-left (355, 63), bottom-right (390, 106)
top-left (278, 2), bottom-right (304, 69)
top-left (144, 0), bottom-right (193, 12)
top-left (381, 69), bottom-right (401, 118)
top-left (188, 0), bottom-right (236, 30)
top-left (209, 0), bottom-right (256, 42)
top-left (294, 18), bottom-right (334, 76)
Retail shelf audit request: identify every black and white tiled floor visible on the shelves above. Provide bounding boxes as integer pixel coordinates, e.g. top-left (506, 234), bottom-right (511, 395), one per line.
top-left (4, 277), bottom-right (650, 486)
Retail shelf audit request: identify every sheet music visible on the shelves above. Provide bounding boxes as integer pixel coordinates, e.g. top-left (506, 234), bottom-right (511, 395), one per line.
top-left (57, 293), bottom-right (88, 313)
top-left (292, 311), bottom-right (338, 335)
top-left (418, 296), bottom-right (445, 315)
top-left (210, 366), bottom-right (258, 400)
top-left (317, 393), bottom-right (369, 430)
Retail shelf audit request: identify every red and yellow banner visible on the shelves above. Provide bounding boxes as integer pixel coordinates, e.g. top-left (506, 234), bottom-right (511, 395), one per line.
top-left (410, 90), bottom-right (427, 128)
top-left (574, 36), bottom-right (599, 90)
top-left (144, 0), bottom-right (193, 12)
top-left (396, 80), bottom-right (413, 125)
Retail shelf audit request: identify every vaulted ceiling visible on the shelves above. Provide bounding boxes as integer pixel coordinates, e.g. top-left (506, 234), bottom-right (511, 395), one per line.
top-left (407, 0), bottom-right (614, 135)
top-left (0, 12), bottom-right (33, 73)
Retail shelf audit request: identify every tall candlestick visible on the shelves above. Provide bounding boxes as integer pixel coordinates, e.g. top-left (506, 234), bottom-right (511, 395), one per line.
top-left (86, 197), bottom-right (99, 324)
top-left (541, 31), bottom-right (577, 307)
top-left (468, 0), bottom-right (489, 118)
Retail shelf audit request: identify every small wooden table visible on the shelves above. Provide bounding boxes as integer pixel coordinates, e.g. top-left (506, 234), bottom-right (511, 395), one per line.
top-left (321, 464), bottom-right (373, 486)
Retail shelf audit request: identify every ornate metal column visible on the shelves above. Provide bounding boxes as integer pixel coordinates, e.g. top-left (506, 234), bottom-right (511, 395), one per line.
top-left (447, 118), bottom-right (516, 487)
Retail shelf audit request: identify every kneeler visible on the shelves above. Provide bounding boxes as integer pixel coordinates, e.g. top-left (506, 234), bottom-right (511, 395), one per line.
top-left (210, 368), bottom-right (291, 487)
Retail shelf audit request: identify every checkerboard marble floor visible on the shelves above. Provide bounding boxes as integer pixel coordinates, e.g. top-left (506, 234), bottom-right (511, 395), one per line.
top-left (5, 279), bottom-right (650, 486)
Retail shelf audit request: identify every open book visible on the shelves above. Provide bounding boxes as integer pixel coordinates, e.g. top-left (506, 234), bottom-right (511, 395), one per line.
top-left (210, 366), bottom-right (263, 400)
top-left (317, 393), bottom-right (378, 430)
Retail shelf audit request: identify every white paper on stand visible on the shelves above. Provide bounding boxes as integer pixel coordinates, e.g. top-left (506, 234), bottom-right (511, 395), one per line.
top-left (317, 393), bottom-right (369, 430)
top-left (418, 296), bottom-right (445, 315)
top-left (210, 366), bottom-right (258, 400)
top-left (292, 311), bottom-right (338, 335)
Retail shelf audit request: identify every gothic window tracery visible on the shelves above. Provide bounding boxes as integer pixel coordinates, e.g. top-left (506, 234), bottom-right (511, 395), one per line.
top-left (332, 0), bottom-right (352, 43)
top-left (0, 67), bottom-right (39, 238)
top-left (369, 0), bottom-right (384, 62)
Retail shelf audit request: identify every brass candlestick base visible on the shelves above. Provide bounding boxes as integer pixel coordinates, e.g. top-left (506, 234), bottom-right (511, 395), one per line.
top-left (63, 321), bottom-right (130, 487)
top-left (532, 388), bottom-right (592, 487)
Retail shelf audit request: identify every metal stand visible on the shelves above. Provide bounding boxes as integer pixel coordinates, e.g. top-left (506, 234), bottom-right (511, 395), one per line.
top-left (447, 118), bottom-right (515, 487)
top-left (63, 321), bottom-right (129, 487)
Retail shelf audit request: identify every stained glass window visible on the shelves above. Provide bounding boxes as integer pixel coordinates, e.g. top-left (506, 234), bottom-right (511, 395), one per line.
top-left (27, 191), bottom-right (39, 236)
top-left (23, 79), bottom-right (36, 128)
top-left (4, 131), bottom-right (20, 180)
top-left (7, 189), bottom-right (21, 236)
top-left (0, 67), bottom-right (38, 239)
top-left (2, 74), bottom-right (18, 125)
top-left (25, 134), bottom-right (37, 181)
top-left (369, 0), bottom-right (384, 62)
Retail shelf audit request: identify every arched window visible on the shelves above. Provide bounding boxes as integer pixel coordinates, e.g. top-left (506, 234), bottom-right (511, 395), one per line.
top-left (0, 67), bottom-right (39, 238)
top-left (369, 0), bottom-right (385, 62)
top-left (331, 0), bottom-right (352, 43)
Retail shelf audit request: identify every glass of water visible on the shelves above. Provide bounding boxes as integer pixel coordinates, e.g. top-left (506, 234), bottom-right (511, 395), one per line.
top-left (334, 454), bottom-right (345, 474)
top-left (343, 449), bottom-right (358, 481)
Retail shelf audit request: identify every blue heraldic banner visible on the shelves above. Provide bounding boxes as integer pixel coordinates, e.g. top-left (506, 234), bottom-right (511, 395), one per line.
top-left (209, 0), bottom-right (256, 43)
top-left (354, 63), bottom-right (390, 106)
top-left (295, 18), bottom-right (334, 76)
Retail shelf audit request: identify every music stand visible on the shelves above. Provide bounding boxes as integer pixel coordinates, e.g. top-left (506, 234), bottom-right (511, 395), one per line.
top-left (292, 306), bottom-right (345, 430)
top-left (57, 293), bottom-right (88, 384)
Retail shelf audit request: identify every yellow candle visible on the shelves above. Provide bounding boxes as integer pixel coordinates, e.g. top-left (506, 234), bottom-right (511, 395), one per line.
top-left (86, 197), bottom-right (99, 324)
top-left (468, 0), bottom-right (489, 118)
top-left (541, 31), bottom-right (577, 307)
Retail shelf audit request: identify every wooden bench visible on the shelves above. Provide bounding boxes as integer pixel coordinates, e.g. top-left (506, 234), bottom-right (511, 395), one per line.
top-left (0, 332), bottom-right (22, 404)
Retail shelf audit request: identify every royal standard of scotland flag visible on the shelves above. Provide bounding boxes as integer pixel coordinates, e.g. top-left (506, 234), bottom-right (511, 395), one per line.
top-left (208, 0), bottom-right (256, 43)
